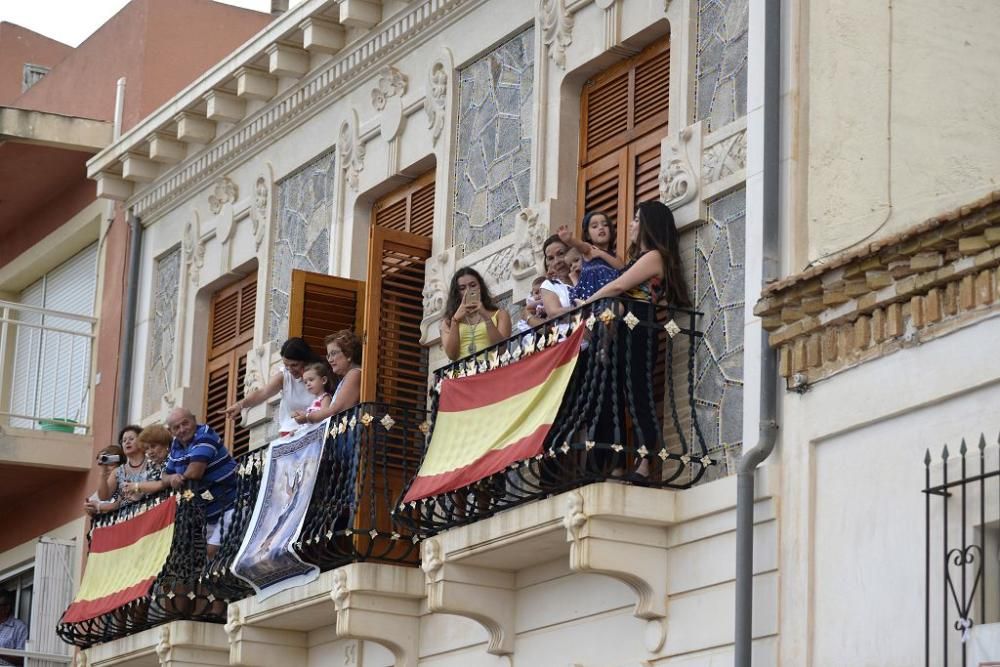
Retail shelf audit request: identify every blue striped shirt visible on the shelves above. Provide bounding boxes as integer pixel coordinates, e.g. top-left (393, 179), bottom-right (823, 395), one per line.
top-left (165, 424), bottom-right (237, 519)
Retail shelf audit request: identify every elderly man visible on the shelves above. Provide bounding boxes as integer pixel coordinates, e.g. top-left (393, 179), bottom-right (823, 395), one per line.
top-left (0, 590), bottom-right (27, 667)
top-left (163, 408), bottom-right (238, 558)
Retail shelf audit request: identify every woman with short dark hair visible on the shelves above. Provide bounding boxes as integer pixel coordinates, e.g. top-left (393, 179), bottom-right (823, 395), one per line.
top-left (223, 336), bottom-right (318, 436)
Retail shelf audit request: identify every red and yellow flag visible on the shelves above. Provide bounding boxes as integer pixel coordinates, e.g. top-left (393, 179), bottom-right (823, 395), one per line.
top-left (404, 326), bottom-right (585, 502)
top-left (62, 497), bottom-right (177, 623)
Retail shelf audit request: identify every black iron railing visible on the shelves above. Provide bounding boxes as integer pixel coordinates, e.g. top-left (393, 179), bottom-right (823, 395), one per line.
top-left (57, 402), bottom-right (426, 649)
top-left (924, 435), bottom-right (1000, 666)
top-left (394, 297), bottom-right (712, 537)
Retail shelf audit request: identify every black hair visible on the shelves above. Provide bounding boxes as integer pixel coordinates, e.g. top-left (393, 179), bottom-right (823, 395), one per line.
top-left (629, 201), bottom-right (691, 307)
top-left (118, 424), bottom-right (142, 445)
top-left (581, 210), bottom-right (616, 253)
top-left (444, 268), bottom-right (499, 321)
top-left (280, 337), bottom-right (317, 362)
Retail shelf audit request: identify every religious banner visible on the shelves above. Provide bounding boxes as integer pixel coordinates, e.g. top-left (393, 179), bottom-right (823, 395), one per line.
top-left (231, 420), bottom-right (327, 599)
top-left (404, 325), bottom-right (585, 502)
top-left (61, 497), bottom-right (177, 623)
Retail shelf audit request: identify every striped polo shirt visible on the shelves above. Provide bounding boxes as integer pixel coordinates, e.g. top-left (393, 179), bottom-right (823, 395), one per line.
top-left (165, 424), bottom-right (238, 520)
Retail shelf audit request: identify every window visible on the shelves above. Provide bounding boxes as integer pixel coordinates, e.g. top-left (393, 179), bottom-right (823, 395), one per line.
top-left (8, 243), bottom-right (97, 430)
top-left (578, 40), bottom-right (669, 251)
top-left (0, 566), bottom-right (33, 631)
top-left (204, 274), bottom-right (256, 456)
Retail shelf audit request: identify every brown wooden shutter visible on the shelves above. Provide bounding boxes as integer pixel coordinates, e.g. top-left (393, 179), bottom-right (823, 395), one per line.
top-left (204, 273), bottom-right (256, 456)
top-left (578, 40), bottom-right (670, 252)
top-left (360, 226), bottom-right (432, 411)
top-left (288, 270), bottom-right (366, 357)
top-left (371, 170), bottom-right (435, 238)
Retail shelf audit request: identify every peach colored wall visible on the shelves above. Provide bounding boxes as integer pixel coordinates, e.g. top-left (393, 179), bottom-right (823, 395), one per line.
top-left (11, 0), bottom-right (270, 130)
top-left (0, 470), bottom-right (87, 554)
top-left (0, 22), bottom-right (72, 105)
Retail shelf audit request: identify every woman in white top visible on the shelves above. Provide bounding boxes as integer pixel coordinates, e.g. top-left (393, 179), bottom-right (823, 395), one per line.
top-left (223, 337), bottom-right (316, 435)
top-left (294, 329), bottom-right (363, 424)
top-left (525, 235), bottom-right (575, 326)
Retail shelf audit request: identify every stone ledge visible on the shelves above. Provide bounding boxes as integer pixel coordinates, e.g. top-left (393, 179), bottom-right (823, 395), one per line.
top-left (83, 621), bottom-right (228, 667)
top-left (754, 194), bottom-right (1000, 386)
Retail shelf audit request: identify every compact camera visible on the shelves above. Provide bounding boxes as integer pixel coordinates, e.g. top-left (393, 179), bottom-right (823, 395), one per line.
top-left (97, 453), bottom-right (123, 465)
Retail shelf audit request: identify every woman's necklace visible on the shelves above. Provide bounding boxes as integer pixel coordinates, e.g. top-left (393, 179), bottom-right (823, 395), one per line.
top-left (127, 458), bottom-right (145, 470)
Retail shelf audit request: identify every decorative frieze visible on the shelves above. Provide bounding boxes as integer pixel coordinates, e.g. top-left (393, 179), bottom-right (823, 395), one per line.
top-left (539, 0), bottom-right (574, 69)
top-left (182, 212), bottom-right (206, 287)
top-left (756, 192), bottom-right (1000, 387)
top-left (338, 109), bottom-right (365, 191)
top-left (143, 246), bottom-right (182, 417)
top-left (424, 48), bottom-right (454, 147)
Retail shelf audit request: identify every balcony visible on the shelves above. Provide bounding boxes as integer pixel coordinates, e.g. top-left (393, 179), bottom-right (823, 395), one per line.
top-left (0, 299), bottom-right (96, 473)
top-left (58, 298), bottom-right (764, 665)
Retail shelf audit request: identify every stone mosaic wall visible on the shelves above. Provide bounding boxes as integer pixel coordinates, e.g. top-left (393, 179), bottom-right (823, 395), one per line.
top-left (143, 246), bottom-right (181, 417)
top-left (452, 28), bottom-right (535, 257)
top-left (690, 188), bottom-right (745, 476)
top-left (268, 150), bottom-right (335, 344)
top-left (695, 0), bottom-right (749, 132)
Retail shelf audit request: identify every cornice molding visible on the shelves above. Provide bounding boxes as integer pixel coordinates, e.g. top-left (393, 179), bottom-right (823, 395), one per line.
top-left (122, 0), bottom-right (488, 221)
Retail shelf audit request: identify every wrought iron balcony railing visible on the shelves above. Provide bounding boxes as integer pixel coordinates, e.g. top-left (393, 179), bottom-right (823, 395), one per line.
top-left (56, 402), bottom-right (426, 649)
top-left (394, 297), bottom-right (713, 538)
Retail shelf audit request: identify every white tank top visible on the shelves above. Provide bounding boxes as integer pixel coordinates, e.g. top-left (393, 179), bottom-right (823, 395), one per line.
top-left (276, 366), bottom-right (313, 434)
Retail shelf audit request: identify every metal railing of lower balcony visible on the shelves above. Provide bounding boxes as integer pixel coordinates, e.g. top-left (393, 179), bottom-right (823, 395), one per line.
top-left (924, 435), bottom-right (1000, 667)
top-left (393, 297), bottom-right (712, 538)
top-left (56, 402), bottom-right (425, 649)
top-left (0, 299), bottom-right (96, 433)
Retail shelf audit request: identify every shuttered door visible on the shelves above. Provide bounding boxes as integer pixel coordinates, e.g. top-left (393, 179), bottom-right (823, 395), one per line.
top-left (370, 171), bottom-right (436, 238)
top-left (204, 273), bottom-right (256, 456)
top-left (360, 227), bottom-right (432, 409)
top-left (579, 40), bottom-right (670, 252)
top-left (288, 271), bottom-right (365, 356)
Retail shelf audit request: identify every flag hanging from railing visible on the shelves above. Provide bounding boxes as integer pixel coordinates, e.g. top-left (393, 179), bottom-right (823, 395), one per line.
top-left (61, 497), bottom-right (177, 623)
top-left (404, 325), bottom-right (586, 502)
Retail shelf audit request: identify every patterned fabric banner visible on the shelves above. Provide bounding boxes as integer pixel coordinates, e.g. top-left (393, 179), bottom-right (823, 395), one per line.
top-left (62, 497), bottom-right (177, 623)
top-left (231, 421), bottom-right (327, 599)
top-left (404, 326), bottom-right (585, 502)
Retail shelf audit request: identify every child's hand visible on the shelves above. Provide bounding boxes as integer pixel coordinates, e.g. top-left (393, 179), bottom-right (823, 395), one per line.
top-left (557, 224), bottom-right (573, 243)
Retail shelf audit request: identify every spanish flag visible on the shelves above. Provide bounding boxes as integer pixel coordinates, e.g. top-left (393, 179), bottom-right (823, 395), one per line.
top-left (404, 326), bottom-right (585, 502)
top-left (62, 497), bottom-right (177, 623)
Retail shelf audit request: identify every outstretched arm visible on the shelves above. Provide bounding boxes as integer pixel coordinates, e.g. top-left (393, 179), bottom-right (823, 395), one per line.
top-left (224, 371), bottom-right (283, 420)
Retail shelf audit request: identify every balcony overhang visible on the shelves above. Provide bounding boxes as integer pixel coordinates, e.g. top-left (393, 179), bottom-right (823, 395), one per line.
top-left (0, 426), bottom-right (92, 471)
top-left (0, 107), bottom-right (113, 152)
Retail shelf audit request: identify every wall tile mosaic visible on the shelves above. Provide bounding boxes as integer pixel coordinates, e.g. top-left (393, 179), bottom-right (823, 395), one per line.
top-left (690, 188), bottom-right (745, 476)
top-left (452, 28), bottom-right (535, 257)
top-left (695, 0), bottom-right (749, 132)
top-left (143, 246), bottom-right (181, 417)
top-left (268, 150), bottom-right (335, 345)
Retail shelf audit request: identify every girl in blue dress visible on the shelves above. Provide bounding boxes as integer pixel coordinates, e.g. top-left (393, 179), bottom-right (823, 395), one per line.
top-left (557, 211), bottom-right (625, 302)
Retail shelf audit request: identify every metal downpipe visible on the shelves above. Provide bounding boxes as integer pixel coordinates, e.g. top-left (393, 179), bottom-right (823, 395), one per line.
top-left (734, 0), bottom-right (781, 664)
top-left (115, 209), bottom-right (142, 433)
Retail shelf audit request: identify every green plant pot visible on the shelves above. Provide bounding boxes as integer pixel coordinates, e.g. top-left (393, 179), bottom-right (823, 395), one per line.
top-left (39, 418), bottom-right (77, 433)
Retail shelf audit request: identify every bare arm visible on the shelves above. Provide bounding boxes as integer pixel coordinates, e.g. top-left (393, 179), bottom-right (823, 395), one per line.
top-left (224, 371), bottom-right (283, 419)
top-left (479, 306), bottom-right (512, 346)
top-left (589, 245), bottom-right (626, 270)
top-left (540, 285), bottom-right (574, 319)
top-left (587, 252), bottom-right (661, 302)
top-left (166, 460), bottom-right (208, 489)
top-left (303, 370), bottom-right (361, 423)
top-left (97, 466), bottom-right (118, 501)
top-left (440, 316), bottom-right (461, 361)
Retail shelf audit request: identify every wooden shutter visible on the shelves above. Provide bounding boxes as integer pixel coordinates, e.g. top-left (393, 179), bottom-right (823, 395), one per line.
top-left (371, 170), bottom-right (436, 238)
top-left (578, 40), bottom-right (669, 252)
top-left (288, 270), bottom-right (366, 357)
top-left (360, 226), bottom-right (432, 410)
top-left (205, 273), bottom-right (256, 456)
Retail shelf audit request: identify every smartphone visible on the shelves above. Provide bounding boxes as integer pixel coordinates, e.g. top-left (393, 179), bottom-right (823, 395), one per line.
top-left (465, 290), bottom-right (481, 305)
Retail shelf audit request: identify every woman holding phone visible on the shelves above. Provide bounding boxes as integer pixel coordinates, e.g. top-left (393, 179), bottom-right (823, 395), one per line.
top-left (440, 267), bottom-right (512, 361)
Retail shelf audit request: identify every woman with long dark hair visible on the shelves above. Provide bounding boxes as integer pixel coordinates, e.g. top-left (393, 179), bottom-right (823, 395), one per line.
top-left (440, 267), bottom-right (512, 361)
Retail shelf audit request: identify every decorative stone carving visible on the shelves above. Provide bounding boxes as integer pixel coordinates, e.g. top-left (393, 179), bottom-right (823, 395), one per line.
top-left (563, 490), bottom-right (586, 544)
top-left (243, 344), bottom-right (269, 397)
top-left (481, 245), bottom-right (514, 288)
top-left (76, 650), bottom-right (89, 667)
top-left (182, 212), bottom-right (206, 287)
top-left (702, 128), bottom-right (747, 185)
top-left (424, 50), bottom-right (453, 146)
top-left (511, 208), bottom-right (548, 279)
top-left (424, 559), bottom-right (516, 656)
top-left (144, 246), bottom-right (181, 418)
top-left (659, 126), bottom-right (698, 209)
top-left (539, 0), bottom-right (574, 69)
top-left (224, 603), bottom-right (244, 642)
top-left (420, 538), bottom-right (443, 577)
top-left (155, 624), bottom-right (171, 663)
top-left (422, 250), bottom-right (450, 320)
top-left (339, 109), bottom-right (365, 191)
top-left (331, 568), bottom-right (349, 608)
top-left (249, 175), bottom-right (271, 250)
top-left (208, 177), bottom-right (239, 215)
top-left (371, 65), bottom-right (407, 111)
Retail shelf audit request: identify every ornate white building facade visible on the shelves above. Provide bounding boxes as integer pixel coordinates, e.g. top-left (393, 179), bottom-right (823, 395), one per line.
top-left (72, 0), bottom-right (1000, 665)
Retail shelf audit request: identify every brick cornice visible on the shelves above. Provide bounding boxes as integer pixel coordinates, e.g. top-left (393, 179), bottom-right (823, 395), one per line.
top-left (754, 191), bottom-right (1000, 386)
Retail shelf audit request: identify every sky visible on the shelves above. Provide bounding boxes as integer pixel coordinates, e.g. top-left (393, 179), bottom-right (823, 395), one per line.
top-left (0, 0), bottom-right (292, 47)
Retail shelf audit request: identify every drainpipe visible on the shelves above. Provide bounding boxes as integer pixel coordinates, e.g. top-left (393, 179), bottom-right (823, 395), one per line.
top-left (270, 0), bottom-right (289, 16)
top-left (733, 0), bottom-right (780, 665)
top-left (115, 209), bottom-right (142, 433)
